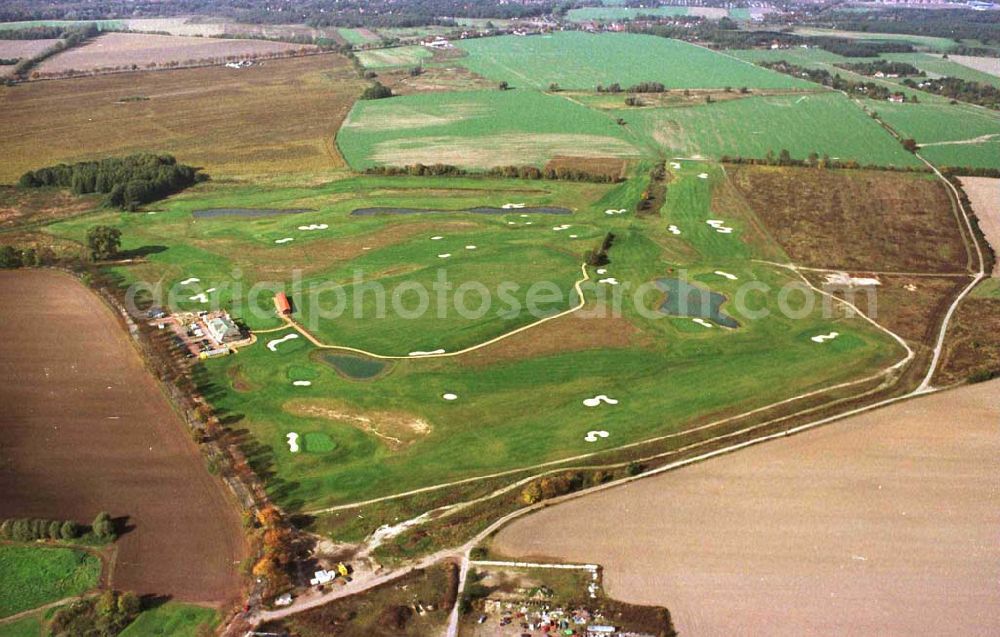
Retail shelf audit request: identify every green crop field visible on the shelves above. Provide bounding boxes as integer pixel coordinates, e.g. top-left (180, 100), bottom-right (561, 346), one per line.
top-left (879, 53), bottom-right (1000, 89)
top-left (792, 27), bottom-right (958, 52)
top-left (119, 603), bottom-right (218, 637)
top-left (356, 45), bottom-right (432, 68)
top-left (45, 165), bottom-right (904, 510)
top-left (0, 615), bottom-right (41, 637)
top-left (626, 92), bottom-right (921, 167)
top-left (0, 545), bottom-right (100, 618)
top-left (337, 89), bottom-right (643, 170)
top-left (337, 27), bottom-right (377, 45)
top-left (457, 32), bottom-right (811, 90)
top-left (565, 7), bottom-right (688, 22)
top-left (875, 100), bottom-right (1000, 144)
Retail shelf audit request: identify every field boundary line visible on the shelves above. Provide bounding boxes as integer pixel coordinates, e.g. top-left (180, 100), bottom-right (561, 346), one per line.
top-left (263, 262), bottom-right (591, 360)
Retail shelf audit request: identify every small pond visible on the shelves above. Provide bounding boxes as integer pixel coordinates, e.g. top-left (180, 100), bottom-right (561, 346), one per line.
top-left (656, 277), bottom-right (740, 328)
top-left (316, 352), bottom-right (391, 380)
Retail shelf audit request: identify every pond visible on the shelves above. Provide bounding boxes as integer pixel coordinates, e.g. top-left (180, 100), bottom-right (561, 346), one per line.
top-left (315, 352), bottom-right (391, 380)
top-left (656, 277), bottom-right (739, 328)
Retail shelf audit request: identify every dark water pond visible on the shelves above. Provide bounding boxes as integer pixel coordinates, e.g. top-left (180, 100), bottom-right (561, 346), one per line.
top-left (192, 208), bottom-right (312, 219)
top-left (351, 206), bottom-right (571, 216)
top-left (316, 352), bottom-right (390, 379)
top-left (656, 277), bottom-right (739, 329)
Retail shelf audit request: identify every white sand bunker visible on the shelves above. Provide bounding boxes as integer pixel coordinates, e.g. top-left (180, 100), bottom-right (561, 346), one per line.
top-left (811, 331), bottom-right (840, 343)
top-left (668, 225), bottom-right (681, 235)
top-left (286, 432), bottom-right (300, 453)
top-left (275, 237), bottom-right (294, 244)
top-left (584, 430), bottom-right (610, 442)
top-left (583, 394), bottom-right (619, 407)
top-left (298, 224), bottom-right (328, 231)
top-left (430, 235), bottom-right (444, 240)
top-left (292, 380), bottom-right (312, 387)
top-left (693, 318), bottom-right (714, 328)
top-left (507, 221), bottom-right (516, 225)
top-left (569, 234), bottom-right (578, 238)
top-left (598, 277), bottom-right (619, 285)
top-left (905, 283), bottom-right (918, 292)
top-left (669, 162), bottom-right (682, 170)
top-left (503, 203), bottom-right (526, 209)
top-left (465, 245), bottom-right (477, 250)
top-left (180, 277), bottom-right (200, 285)
top-left (706, 219), bottom-right (733, 234)
top-left (552, 224), bottom-right (572, 231)
top-left (714, 270), bottom-right (738, 280)
top-left (525, 221), bottom-right (533, 225)
top-left (437, 253), bottom-right (451, 258)
top-left (409, 349), bottom-right (445, 356)
top-left (698, 173), bottom-right (709, 179)
top-left (267, 333), bottom-right (299, 352)
top-left (823, 272), bottom-right (881, 287)
top-left (519, 214), bottom-right (529, 218)
top-left (604, 209), bottom-right (626, 216)
top-left (442, 393), bottom-right (458, 401)
top-left (596, 268), bottom-right (608, 275)
top-left (189, 287), bottom-right (216, 303)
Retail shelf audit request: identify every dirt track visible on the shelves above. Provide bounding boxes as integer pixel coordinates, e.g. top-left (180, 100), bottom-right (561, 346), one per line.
top-left (493, 380), bottom-right (1000, 636)
top-left (0, 270), bottom-right (245, 605)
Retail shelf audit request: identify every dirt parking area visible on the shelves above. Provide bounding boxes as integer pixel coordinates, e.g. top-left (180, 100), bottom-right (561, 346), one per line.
top-left (493, 380), bottom-right (1000, 636)
top-left (960, 176), bottom-right (1000, 277)
top-left (0, 270), bottom-right (245, 605)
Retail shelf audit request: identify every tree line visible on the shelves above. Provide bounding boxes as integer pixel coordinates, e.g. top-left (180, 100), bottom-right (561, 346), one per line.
top-left (902, 76), bottom-right (1000, 110)
top-left (760, 60), bottom-right (917, 102)
top-left (721, 149), bottom-right (933, 172)
top-left (810, 8), bottom-right (1000, 46)
top-left (597, 81), bottom-right (666, 94)
top-left (0, 511), bottom-right (116, 543)
top-left (19, 154), bottom-right (205, 211)
top-left (50, 590), bottom-right (143, 637)
top-left (8, 22), bottom-right (100, 81)
top-left (364, 162), bottom-right (624, 183)
top-left (836, 60), bottom-right (923, 77)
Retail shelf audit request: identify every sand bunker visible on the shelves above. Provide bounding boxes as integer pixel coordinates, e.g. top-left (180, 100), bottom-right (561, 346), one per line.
top-left (669, 162), bottom-right (682, 170)
top-left (584, 430), bottom-right (610, 442)
top-left (811, 331), bottom-right (840, 343)
top-left (292, 380), bottom-right (312, 387)
top-left (466, 245), bottom-right (477, 250)
top-left (352, 206), bottom-right (570, 216)
top-left (706, 219), bottom-right (733, 234)
top-left (668, 225), bottom-right (681, 235)
top-left (192, 208), bottom-right (311, 219)
top-left (298, 223), bottom-right (328, 231)
top-left (553, 224), bottom-right (572, 231)
top-left (274, 237), bottom-right (294, 244)
top-left (267, 333), bottom-right (299, 352)
top-left (409, 348), bottom-right (445, 356)
top-left (583, 394), bottom-right (619, 407)
top-left (823, 272), bottom-right (881, 287)
top-left (442, 393), bottom-right (458, 401)
top-left (692, 318), bottom-right (714, 328)
top-left (604, 209), bottom-right (626, 216)
top-left (598, 277), bottom-right (620, 285)
top-left (698, 173), bottom-right (709, 179)
top-left (596, 268), bottom-right (608, 275)
top-left (437, 253), bottom-right (451, 258)
top-left (430, 235), bottom-right (443, 240)
top-left (503, 203), bottom-right (526, 209)
top-left (714, 270), bottom-right (738, 280)
top-left (570, 234), bottom-right (578, 238)
top-left (286, 432), bottom-right (300, 453)
top-left (188, 287), bottom-right (216, 303)
top-left (180, 277), bottom-right (200, 285)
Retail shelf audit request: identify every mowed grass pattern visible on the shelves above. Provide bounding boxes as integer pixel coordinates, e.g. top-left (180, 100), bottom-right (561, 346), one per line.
top-left (628, 92), bottom-right (920, 166)
top-left (0, 545), bottom-right (100, 618)
top-left (457, 32), bottom-right (810, 90)
top-left (337, 89), bottom-right (643, 169)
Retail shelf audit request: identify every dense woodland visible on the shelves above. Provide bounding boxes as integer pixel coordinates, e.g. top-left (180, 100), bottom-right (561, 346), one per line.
top-left (810, 9), bottom-right (1000, 46)
top-left (18, 154), bottom-right (204, 210)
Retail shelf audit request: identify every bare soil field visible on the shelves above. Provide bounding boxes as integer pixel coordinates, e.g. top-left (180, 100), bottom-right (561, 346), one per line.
top-left (33, 32), bottom-right (316, 78)
top-left (493, 380), bottom-right (1000, 636)
top-left (0, 54), bottom-right (364, 181)
top-left (949, 54), bottom-right (1000, 78)
top-left (935, 294), bottom-right (1000, 384)
top-left (729, 165), bottom-right (969, 273)
top-left (0, 270), bottom-right (245, 604)
top-left (120, 18), bottom-right (346, 44)
top-left (0, 39), bottom-right (60, 76)
top-left (960, 176), bottom-right (1000, 276)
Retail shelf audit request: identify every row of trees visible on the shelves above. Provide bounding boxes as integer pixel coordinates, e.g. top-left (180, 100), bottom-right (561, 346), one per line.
top-left (585, 232), bottom-right (616, 267)
top-left (836, 60), bottom-right (924, 78)
top-left (50, 590), bottom-right (142, 637)
top-left (597, 81), bottom-right (666, 94)
top-left (760, 61), bottom-right (918, 102)
top-left (19, 154), bottom-right (204, 211)
top-left (0, 511), bottom-right (116, 542)
top-left (0, 225), bottom-right (121, 269)
top-left (720, 149), bottom-right (932, 172)
top-left (9, 22), bottom-right (100, 80)
top-left (363, 162), bottom-right (624, 183)
top-left (902, 77), bottom-right (1000, 110)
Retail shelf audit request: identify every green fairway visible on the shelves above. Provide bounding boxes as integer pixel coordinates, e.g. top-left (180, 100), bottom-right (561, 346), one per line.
top-left (627, 92), bottom-right (921, 167)
top-left (356, 45), bottom-right (432, 69)
top-left (0, 545), bottom-right (100, 618)
top-left (0, 615), bottom-right (41, 637)
top-left (337, 89), bottom-right (643, 170)
top-left (119, 603), bottom-right (217, 637)
top-left (457, 32), bottom-right (811, 90)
